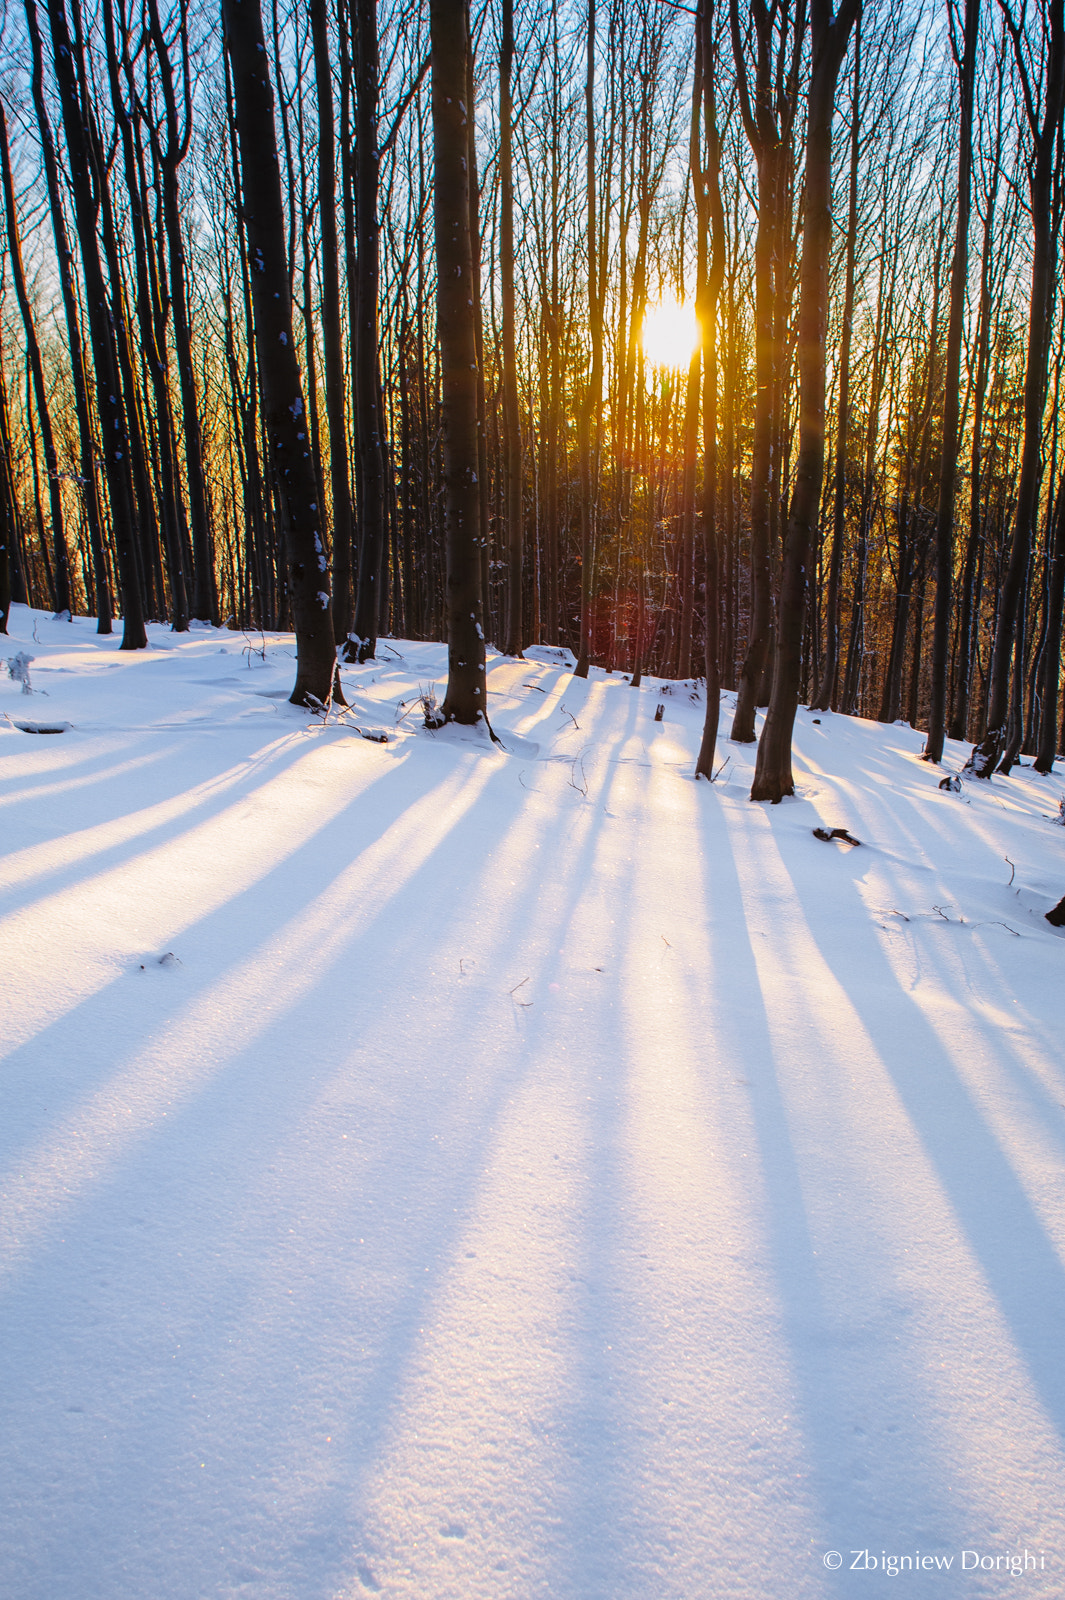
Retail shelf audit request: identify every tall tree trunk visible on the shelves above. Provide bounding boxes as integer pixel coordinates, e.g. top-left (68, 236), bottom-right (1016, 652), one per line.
top-left (147, 0), bottom-right (215, 623)
top-left (810, 20), bottom-right (859, 712)
top-left (44, 0), bottom-right (146, 648)
top-left (25, 0), bottom-right (110, 630)
top-left (500, 0), bottom-right (524, 658)
top-left (751, 0), bottom-right (860, 802)
top-left (1034, 478), bottom-right (1065, 770)
top-left (575, 0), bottom-right (601, 677)
top-left (971, 0), bottom-right (1065, 774)
top-left (695, 0), bottom-right (726, 777)
top-left (351, 0), bottom-right (387, 660)
top-left (925, 0), bottom-right (980, 761)
top-left (0, 98), bottom-right (71, 618)
top-left (222, 0), bottom-right (341, 706)
top-left (431, 0), bottom-right (488, 723)
top-left (309, 0), bottom-right (356, 655)
top-left (729, 0), bottom-right (805, 742)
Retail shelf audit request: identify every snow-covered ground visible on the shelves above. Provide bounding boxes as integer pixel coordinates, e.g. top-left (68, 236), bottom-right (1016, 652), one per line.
top-left (2, 603), bottom-right (1065, 1600)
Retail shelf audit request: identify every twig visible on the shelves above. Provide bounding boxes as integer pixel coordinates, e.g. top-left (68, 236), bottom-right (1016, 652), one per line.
top-left (509, 976), bottom-right (532, 1006)
top-left (712, 754), bottom-right (731, 782)
top-left (567, 752), bottom-right (588, 796)
top-left (661, 934), bottom-right (672, 948)
top-left (559, 702), bottom-right (580, 730)
top-left (1005, 855), bottom-right (1016, 886)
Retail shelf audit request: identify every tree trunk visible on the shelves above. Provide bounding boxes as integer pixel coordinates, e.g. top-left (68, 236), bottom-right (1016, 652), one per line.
top-left (751, 0), bottom-right (860, 802)
top-left (310, 0), bottom-right (356, 654)
top-left (25, 0), bottom-right (110, 630)
top-left (44, 0), bottom-right (146, 649)
top-left (574, 0), bottom-right (599, 677)
top-left (924, 0), bottom-right (980, 760)
top-left (222, 0), bottom-right (341, 706)
top-left (1034, 477), bottom-right (1065, 771)
top-left (810, 21), bottom-right (859, 712)
top-left (971, 2), bottom-right (1065, 775)
top-left (0, 97), bottom-right (71, 618)
top-left (351, 0), bottom-right (387, 661)
top-left (431, 0), bottom-right (488, 723)
top-left (695, 0), bottom-right (725, 778)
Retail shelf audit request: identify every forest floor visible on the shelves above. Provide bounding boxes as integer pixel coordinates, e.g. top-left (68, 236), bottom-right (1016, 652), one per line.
top-left (3, 603), bottom-right (1065, 1599)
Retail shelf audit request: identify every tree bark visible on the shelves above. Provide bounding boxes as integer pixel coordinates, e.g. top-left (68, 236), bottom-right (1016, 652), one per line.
top-left (970, 0), bottom-right (1065, 775)
top-left (751, 0), bottom-right (860, 802)
top-left (351, 0), bottom-right (387, 661)
top-left (44, 0), bottom-right (146, 648)
top-left (925, 0), bottom-right (981, 761)
top-left (810, 22), bottom-right (859, 712)
top-left (222, 0), bottom-right (341, 706)
top-left (0, 98), bottom-right (71, 618)
top-left (431, 0), bottom-right (488, 723)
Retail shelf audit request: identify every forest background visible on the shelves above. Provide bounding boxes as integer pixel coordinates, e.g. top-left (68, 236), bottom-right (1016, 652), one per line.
top-left (0, 0), bottom-right (1063, 795)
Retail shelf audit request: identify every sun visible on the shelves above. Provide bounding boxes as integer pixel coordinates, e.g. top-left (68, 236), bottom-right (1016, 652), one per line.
top-left (641, 295), bottom-right (699, 369)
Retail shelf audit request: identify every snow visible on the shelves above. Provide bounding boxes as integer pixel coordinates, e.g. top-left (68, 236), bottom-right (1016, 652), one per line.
top-left (2, 602), bottom-right (1065, 1599)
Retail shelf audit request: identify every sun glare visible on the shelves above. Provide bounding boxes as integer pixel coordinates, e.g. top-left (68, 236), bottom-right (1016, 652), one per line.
top-left (641, 296), bottom-right (699, 369)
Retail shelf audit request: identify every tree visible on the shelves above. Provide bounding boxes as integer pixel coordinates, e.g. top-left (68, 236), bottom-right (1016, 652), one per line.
top-left (222, 0), bottom-right (343, 706)
top-left (751, 0), bottom-right (861, 802)
top-left (431, 0), bottom-right (488, 724)
top-left (924, 0), bottom-right (981, 762)
top-left (970, 0), bottom-right (1065, 775)
top-left (44, 0), bottom-right (146, 649)
top-left (0, 95), bottom-right (71, 618)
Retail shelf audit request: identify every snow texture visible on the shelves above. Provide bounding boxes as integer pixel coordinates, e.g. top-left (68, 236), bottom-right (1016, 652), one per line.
top-left (2, 603), bottom-right (1065, 1599)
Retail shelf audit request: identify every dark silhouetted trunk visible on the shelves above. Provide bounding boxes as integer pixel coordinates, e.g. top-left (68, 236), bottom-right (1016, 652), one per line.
top-left (925, 0), bottom-right (980, 761)
top-left (44, 0), bottom-right (146, 648)
top-left (432, 0), bottom-right (488, 723)
top-left (751, 0), bottom-right (860, 802)
top-left (222, 0), bottom-right (341, 706)
top-left (971, 0), bottom-right (1065, 775)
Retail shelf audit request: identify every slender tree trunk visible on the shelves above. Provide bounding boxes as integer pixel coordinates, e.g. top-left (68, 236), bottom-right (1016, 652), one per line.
top-left (44, 0), bottom-right (146, 648)
top-left (810, 22), bottom-right (859, 711)
top-left (971, 1), bottom-right (1065, 774)
top-left (310, 0), bottom-right (356, 654)
top-left (1034, 480), bottom-right (1065, 770)
top-left (925, 0), bottom-right (980, 760)
top-left (751, 0), bottom-right (860, 802)
top-left (351, 0), bottom-right (387, 660)
top-left (695, 0), bottom-right (725, 777)
top-left (574, 0), bottom-right (600, 677)
top-left (146, 0), bottom-right (215, 622)
top-left (499, 0), bottom-right (524, 657)
top-left (432, 0), bottom-right (488, 723)
top-left (222, 0), bottom-right (341, 706)
top-left (0, 98), bottom-right (71, 618)
top-left (25, 0), bottom-right (110, 630)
